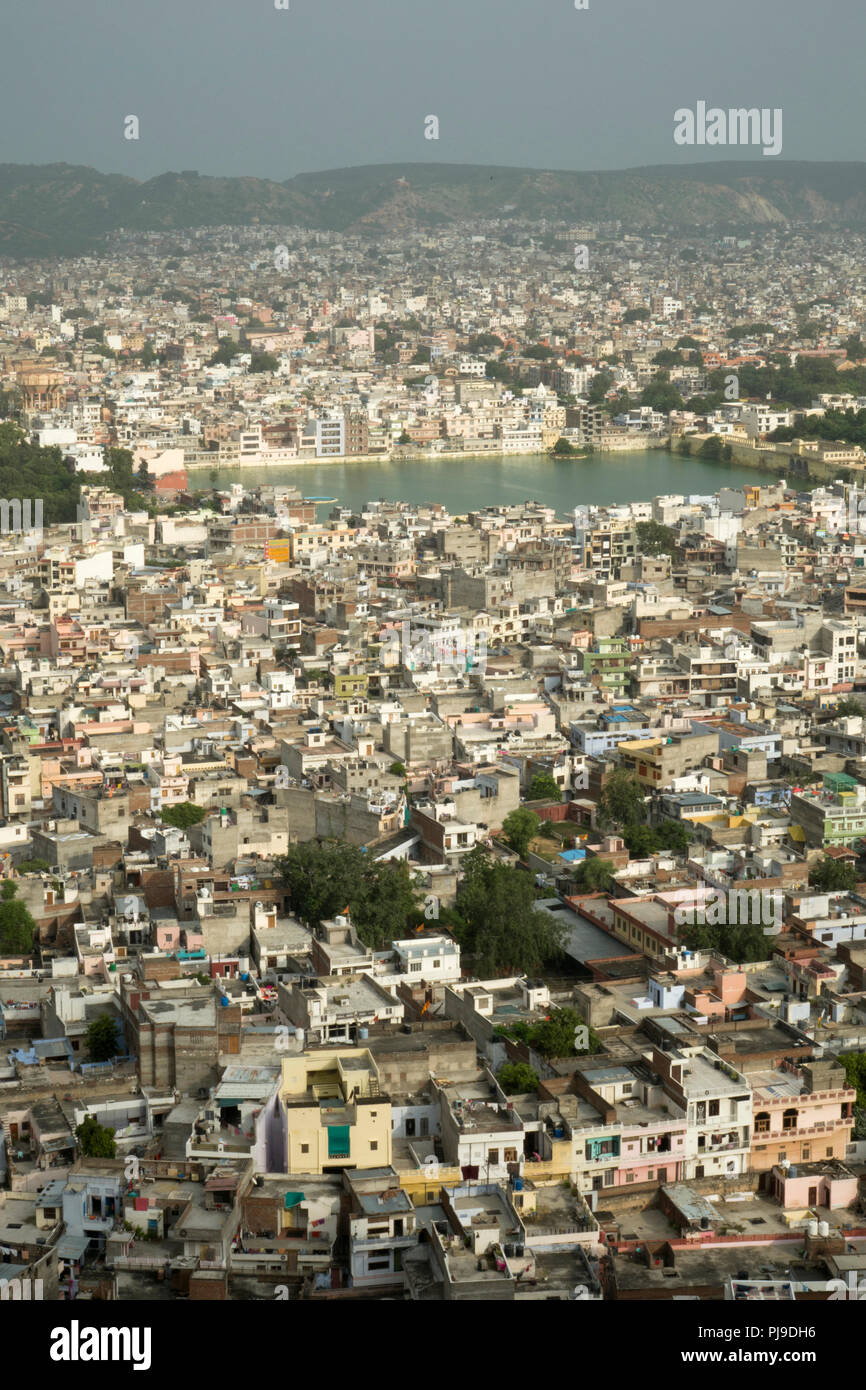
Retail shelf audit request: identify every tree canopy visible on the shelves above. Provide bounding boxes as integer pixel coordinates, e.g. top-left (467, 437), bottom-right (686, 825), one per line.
top-left (0, 883), bottom-right (36, 954)
top-left (455, 847), bottom-right (567, 975)
top-left (497, 1062), bottom-right (539, 1094)
top-left (76, 1116), bottom-right (117, 1158)
top-left (635, 519), bottom-right (677, 557)
top-left (808, 856), bottom-right (858, 893)
top-left (501, 808), bottom-right (540, 859)
top-left (276, 841), bottom-right (423, 947)
top-left (598, 769), bottom-right (646, 830)
top-left (85, 1013), bottom-right (120, 1062)
top-left (528, 772), bottom-right (562, 803)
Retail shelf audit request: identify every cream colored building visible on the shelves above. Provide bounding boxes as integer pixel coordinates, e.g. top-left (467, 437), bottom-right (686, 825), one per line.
top-left (279, 1049), bottom-right (392, 1173)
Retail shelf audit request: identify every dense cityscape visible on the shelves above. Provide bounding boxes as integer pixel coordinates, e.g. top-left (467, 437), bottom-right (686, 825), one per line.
top-left (3, 0), bottom-right (866, 1356)
top-left (0, 205), bottom-right (865, 1325)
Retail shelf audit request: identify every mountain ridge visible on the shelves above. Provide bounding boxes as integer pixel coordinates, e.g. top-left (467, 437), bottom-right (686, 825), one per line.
top-left (2, 159), bottom-right (866, 258)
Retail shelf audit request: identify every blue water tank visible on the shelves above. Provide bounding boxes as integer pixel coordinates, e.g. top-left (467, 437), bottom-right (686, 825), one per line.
top-left (358, 1027), bottom-right (369, 1039)
top-left (241, 973), bottom-right (249, 982)
top-left (220, 996), bottom-right (229, 1007)
top-left (513, 1176), bottom-right (523, 1192)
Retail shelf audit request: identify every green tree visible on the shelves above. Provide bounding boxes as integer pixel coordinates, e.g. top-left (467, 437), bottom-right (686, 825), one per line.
top-left (836, 697), bottom-right (864, 717)
top-left (570, 857), bottom-right (615, 892)
top-left (76, 1116), bottom-right (117, 1158)
top-left (678, 916), bottom-right (769, 964)
top-left (456, 848), bottom-right (567, 975)
top-left (209, 339), bottom-right (239, 366)
top-left (551, 437), bottom-right (578, 456)
top-left (249, 352), bottom-right (278, 373)
top-left (640, 379), bottom-right (684, 413)
top-left (808, 856), bottom-right (858, 892)
top-left (160, 802), bottom-right (207, 829)
top-left (0, 884), bottom-right (36, 954)
top-left (635, 519), bottom-right (677, 557)
top-left (529, 1007), bottom-right (600, 1058)
top-left (840, 1052), bottom-right (866, 1109)
top-left (654, 819), bottom-right (692, 855)
top-left (528, 772), bottom-right (562, 802)
top-left (497, 1062), bottom-right (539, 1094)
top-left (502, 808), bottom-right (540, 859)
top-left (621, 823), bottom-right (657, 857)
top-left (276, 840), bottom-right (365, 930)
top-left (350, 861), bottom-right (424, 950)
top-left (86, 1013), bottom-right (120, 1062)
top-left (598, 769), bottom-right (646, 830)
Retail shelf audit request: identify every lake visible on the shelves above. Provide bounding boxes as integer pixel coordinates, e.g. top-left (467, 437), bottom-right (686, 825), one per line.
top-left (188, 449), bottom-right (780, 517)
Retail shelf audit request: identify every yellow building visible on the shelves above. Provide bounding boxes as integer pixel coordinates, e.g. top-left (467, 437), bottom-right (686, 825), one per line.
top-left (279, 1049), bottom-right (392, 1173)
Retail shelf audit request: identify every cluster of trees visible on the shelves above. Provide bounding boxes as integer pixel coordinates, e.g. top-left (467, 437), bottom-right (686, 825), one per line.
top-left (0, 881), bottom-right (36, 955)
top-left (676, 913), bottom-right (771, 964)
top-left (621, 820), bottom-right (692, 857)
top-left (808, 856), bottom-right (858, 893)
top-left (0, 422), bottom-right (81, 525)
top-left (276, 841), bottom-right (424, 949)
top-left (495, 1006), bottom-right (602, 1060)
top-left (769, 407), bottom-right (866, 449)
top-left (102, 446), bottom-right (152, 511)
top-left (455, 847), bottom-right (567, 976)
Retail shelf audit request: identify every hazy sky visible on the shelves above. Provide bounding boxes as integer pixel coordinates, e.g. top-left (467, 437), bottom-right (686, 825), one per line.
top-left (3, 0), bottom-right (862, 179)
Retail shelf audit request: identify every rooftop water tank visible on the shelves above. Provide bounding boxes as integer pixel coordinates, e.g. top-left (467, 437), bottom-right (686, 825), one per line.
top-left (818, 1220), bottom-right (830, 1238)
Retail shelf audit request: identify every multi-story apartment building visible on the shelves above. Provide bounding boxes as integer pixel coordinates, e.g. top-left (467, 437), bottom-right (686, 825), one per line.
top-left (277, 1049), bottom-right (392, 1174)
top-left (744, 1058), bottom-right (855, 1172)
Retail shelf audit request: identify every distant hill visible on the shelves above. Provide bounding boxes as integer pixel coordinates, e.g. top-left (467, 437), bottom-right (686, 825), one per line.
top-left (4, 160), bottom-right (866, 257)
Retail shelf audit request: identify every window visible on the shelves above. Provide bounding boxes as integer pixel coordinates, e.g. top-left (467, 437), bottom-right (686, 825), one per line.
top-left (625, 1172), bottom-right (634, 1183)
top-left (370, 1141), bottom-right (378, 1152)
top-left (433, 960), bottom-right (440, 969)
top-left (488, 1150), bottom-right (499, 1165)
top-left (826, 1147), bottom-right (834, 1157)
top-left (647, 1170), bottom-right (654, 1181)
top-left (405, 1118), bottom-right (416, 1137)
top-left (504, 1148), bottom-right (517, 1163)
top-left (300, 1144), bottom-right (309, 1154)
top-left (410, 962), bottom-right (422, 973)
top-left (708, 1100), bottom-right (720, 1117)
top-left (367, 1257), bottom-right (391, 1271)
